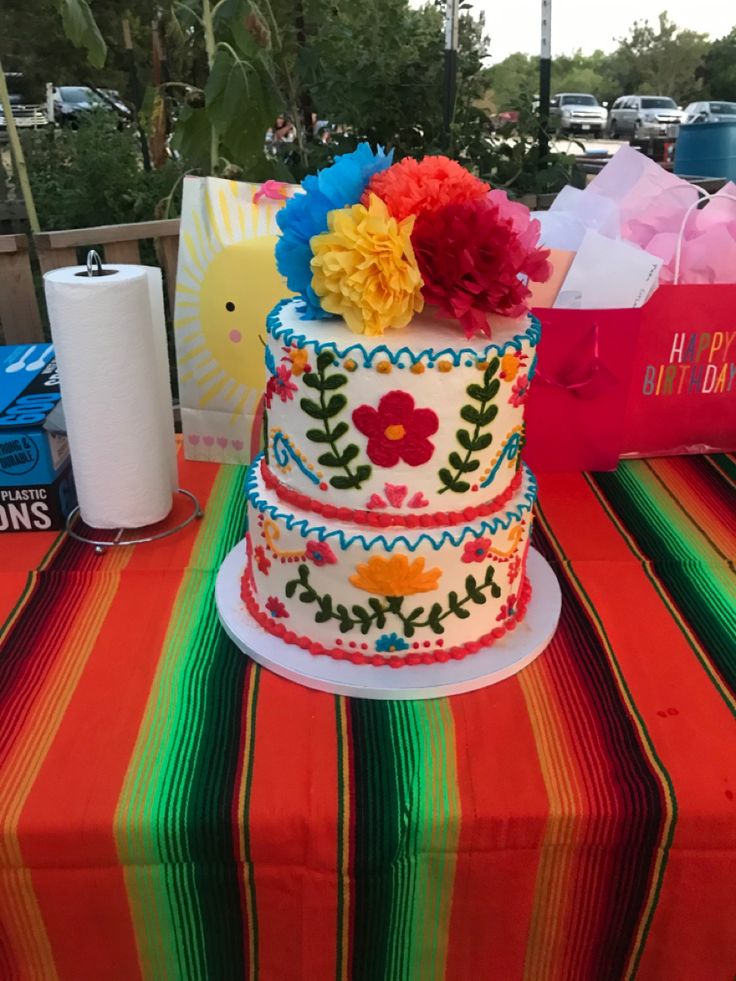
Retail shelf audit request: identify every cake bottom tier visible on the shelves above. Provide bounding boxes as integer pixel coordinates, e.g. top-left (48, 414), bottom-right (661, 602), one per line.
top-left (242, 457), bottom-right (537, 667)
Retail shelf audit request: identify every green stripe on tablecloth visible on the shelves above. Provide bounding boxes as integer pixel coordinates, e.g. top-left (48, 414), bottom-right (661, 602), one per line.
top-left (116, 465), bottom-right (250, 979)
top-left (594, 460), bottom-right (736, 697)
top-left (349, 699), bottom-right (459, 981)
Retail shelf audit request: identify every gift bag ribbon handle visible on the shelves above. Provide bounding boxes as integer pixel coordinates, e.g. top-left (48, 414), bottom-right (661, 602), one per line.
top-left (252, 180), bottom-right (290, 204)
top-left (673, 187), bottom-right (736, 284)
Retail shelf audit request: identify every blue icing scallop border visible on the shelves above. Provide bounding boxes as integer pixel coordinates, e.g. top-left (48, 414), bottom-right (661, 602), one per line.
top-left (246, 453), bottom-right (537, 553)
top-left (266, 299), bottom-right (541, 368)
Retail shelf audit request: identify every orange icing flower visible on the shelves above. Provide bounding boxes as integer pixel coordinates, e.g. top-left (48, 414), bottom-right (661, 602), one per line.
top-left (310, 195), bottom-right (424, 336)
top-left (350, 554), bottom-right (441, 596)
top-left (500, 352), bottom-right (520, 381)
top-left (287, 347), bottom-right (310, 375)
top-left (363, 156), bottom-right (489, 222)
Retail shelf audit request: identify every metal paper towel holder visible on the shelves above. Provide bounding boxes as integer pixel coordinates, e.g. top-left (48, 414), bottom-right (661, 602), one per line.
top-left (66, 489), bottom-right (204, 554)
top-left (64, 251), bottom-right (205, 554)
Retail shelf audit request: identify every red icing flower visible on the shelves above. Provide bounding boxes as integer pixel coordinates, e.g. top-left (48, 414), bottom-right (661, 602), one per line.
top-left (254, 545), bottom-right (271, 575)
top-left (273, 364), bottom-right (298, 402)
top-left (306, 539), bottom-right (337, 566)
top-left (462, 537), bottom-right (492, 563)
top-left (353, 391), bottom-right (439, 468)
top-left (363, 156), bottom-right (489, 222)
top-left (266, 596), bottom-right (289, 618)
top-left (507, 554), bottom-right (521, 584)
top-left (508, 374), bottom-right (530, 408)
top-left (412, 190), bottom-right (551, 338)
top-left (496, 593), bottom-right (517, 622)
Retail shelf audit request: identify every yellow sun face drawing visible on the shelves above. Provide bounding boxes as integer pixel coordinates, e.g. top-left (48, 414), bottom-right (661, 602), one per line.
top-left (175, 181), bottom-right (292, 424)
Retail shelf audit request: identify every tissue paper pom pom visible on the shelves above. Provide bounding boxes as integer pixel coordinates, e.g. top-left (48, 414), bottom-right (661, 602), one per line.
top-left (363, 155), bottom-right (489, 222)
top-left (275, 144), bottom-right (393, 319)
top-left (413, 190), bottom-right (552, 338)
top-left (310, 195), bottom-right (424, 336)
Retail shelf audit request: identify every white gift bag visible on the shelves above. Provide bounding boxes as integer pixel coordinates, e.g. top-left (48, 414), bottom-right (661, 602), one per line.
top-left (173, 176), bottom-right (294, 463)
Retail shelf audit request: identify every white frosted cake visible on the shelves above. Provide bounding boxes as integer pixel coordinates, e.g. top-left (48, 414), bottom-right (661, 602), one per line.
top-left (241, 301), bottom-right (539, 666)
top-left (237, 146), bottom-right (550, 666)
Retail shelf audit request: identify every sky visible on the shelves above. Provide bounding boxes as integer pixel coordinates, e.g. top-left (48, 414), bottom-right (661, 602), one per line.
top-left (466, 0), bottom-right (735, 62)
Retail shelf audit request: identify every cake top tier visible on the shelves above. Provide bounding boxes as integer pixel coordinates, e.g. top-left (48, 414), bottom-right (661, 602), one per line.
top-left (262, 299), bottom-right (539, 522)
top-left (274, 146), bottom-right (552, 341)
top-left (268, 299), bottom-right (540, 369)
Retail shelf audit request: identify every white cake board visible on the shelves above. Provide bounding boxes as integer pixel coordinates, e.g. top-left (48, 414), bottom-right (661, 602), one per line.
top-left (215, 546), bottom-right (561, 700)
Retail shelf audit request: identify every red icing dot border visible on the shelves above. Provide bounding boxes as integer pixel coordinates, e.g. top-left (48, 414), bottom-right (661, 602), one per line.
top-left (260, 458), bottom-right (524, 530)
top-left (240, 567), bottom-right (532, 668)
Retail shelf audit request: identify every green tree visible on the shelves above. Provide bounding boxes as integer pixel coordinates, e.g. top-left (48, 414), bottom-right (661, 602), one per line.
top-left (607, 11), bottom-right (709, 104)
top-left (698, 27), bottom-right (736, 101)
top-left (483, 53), bottom-right (537, 112)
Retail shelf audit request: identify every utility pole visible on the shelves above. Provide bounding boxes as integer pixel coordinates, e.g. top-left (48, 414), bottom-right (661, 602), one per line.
top-left (539, 0), bottom-right (552, 159)
top-left (443, 0), bottom-right (460, 145)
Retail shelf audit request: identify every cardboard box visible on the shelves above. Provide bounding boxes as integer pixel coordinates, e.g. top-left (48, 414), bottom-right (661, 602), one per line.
top-left (0, 344), bottom-right (76, 532)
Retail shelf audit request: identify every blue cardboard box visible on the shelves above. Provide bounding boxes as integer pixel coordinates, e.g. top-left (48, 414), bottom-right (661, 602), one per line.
top-left (0, 344), bottom-right (76, 532)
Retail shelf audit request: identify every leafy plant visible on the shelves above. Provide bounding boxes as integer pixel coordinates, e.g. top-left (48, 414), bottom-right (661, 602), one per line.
top-left (23, 111), bottom-right (184, 230)
top-left (54, 0), bottom-right (107, 68)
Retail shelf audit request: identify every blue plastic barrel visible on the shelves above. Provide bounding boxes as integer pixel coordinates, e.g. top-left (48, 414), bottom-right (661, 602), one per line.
top-left (674, 120), bottom-right (736, 180)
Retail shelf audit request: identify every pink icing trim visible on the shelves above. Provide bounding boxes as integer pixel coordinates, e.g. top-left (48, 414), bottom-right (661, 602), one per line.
top-left (260, 459), bottom-right (523, 529)
top-left (240, 566), bottom-right (532, 668)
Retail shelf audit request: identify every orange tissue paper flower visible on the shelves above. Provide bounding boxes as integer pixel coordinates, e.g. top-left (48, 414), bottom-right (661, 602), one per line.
top-left (309, 194), bottom-right (424, 336)
top-left (363, 155), bottom-right (489, 222)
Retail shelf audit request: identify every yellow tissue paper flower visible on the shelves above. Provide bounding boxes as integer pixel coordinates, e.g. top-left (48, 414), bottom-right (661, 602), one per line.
top-left (310, 195), bottom-right (424, 336)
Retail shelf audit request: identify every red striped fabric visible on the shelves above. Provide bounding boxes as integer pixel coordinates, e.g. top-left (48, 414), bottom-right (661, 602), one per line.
top-left (0, 449), bottom-right (733, 980)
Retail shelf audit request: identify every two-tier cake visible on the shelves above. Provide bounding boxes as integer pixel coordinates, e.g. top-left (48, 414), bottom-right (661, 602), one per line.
top-left (239, 147), bottom-right (551, 667)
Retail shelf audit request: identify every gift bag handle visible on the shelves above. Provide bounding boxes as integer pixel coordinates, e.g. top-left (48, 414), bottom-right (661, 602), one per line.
top-left (673, 187), bottom-right (736, 284)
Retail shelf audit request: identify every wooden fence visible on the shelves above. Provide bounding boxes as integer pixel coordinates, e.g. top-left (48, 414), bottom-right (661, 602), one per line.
top-left (0, 219), bottom-right (181, 346)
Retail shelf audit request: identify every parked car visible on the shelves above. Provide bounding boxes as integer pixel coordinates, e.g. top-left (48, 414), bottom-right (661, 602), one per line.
top-left (0, 72), bottom-right (49, 130)
top-left (549, 93), bottom-right (608, 137)
top-left (52, 86), bottom-right (132, 127)
top-left (683, 100), bottom-right (736, 124)
top-left (608, 96), bottom-right (683, 139)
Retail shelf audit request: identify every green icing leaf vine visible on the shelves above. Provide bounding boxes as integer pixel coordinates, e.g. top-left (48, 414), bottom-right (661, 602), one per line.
top-left (438, 356), bottom-right (500, 494)
top-left (301, 351), bottom-right (372, 490)
top-left (285, 562), bottom-right (502, 636)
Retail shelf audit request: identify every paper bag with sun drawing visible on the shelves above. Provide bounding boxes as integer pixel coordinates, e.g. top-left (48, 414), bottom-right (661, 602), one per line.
top-left (173, 176), bottom-right (294, 463)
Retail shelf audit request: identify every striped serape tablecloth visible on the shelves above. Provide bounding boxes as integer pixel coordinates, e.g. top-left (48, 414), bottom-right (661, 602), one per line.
top-left (0, 451), bottom-right (734, 980)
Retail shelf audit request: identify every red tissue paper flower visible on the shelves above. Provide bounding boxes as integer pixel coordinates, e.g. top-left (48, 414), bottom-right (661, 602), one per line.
top-left (412, 190), bottom-right (552, 338)
top-left (362, 155), bottom-right (489, 223)
top-left (352, 390), bottom-right (439, 468)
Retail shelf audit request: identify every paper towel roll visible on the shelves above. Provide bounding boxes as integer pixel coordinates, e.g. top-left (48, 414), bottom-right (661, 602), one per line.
top-left (44, 264), bottom-right (177, 529)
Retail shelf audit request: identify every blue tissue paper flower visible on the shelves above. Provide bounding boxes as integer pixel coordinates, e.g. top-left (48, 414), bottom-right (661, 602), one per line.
top-left (275, 143), bottom-right (394, 319)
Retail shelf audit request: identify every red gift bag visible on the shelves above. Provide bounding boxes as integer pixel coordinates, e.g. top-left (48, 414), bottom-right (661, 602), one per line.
top-left (622, 283), bottom-right (736, 456)
top-left (525, 307), bottom-right (642, 472)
